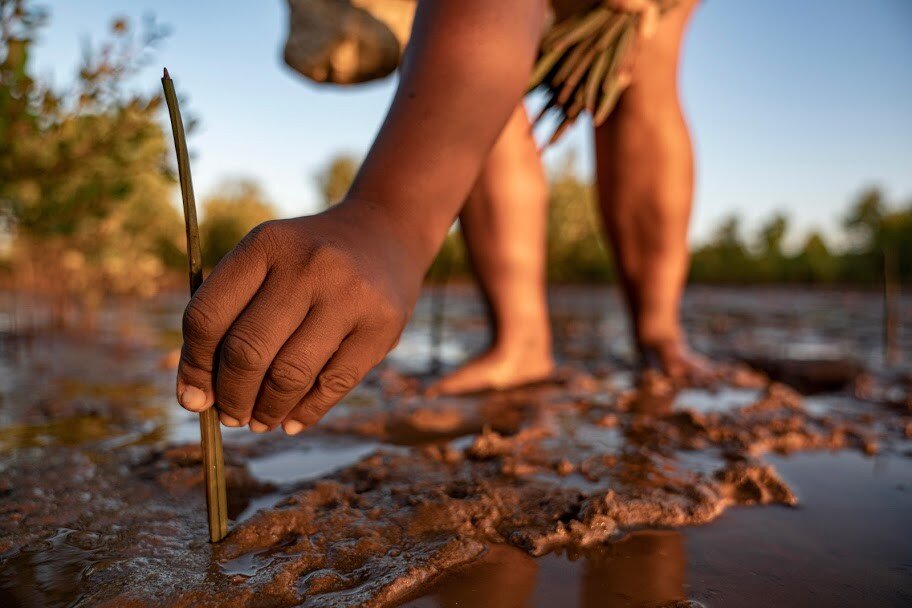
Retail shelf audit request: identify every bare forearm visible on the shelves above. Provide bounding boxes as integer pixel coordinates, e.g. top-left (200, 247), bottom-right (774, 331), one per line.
top-left (346, 0), bottom-right (547, 265)
top-left (176, 1), bottom-right (548, 430)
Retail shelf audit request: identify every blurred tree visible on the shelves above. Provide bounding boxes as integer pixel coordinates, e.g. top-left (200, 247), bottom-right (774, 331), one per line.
top-left (304, 147), bottom-right (909, 287)
top-left (200, 179), bottom-right (277, 268)
top-left (757, 213), bottom-right (788, 257)
top-left (1, 2), bottom-right (182, 307)
top-left (878, 201), bottom-right (912, 281)
top-left (314, 153), bottom-right (358, 208)
top-left (753, 212), bottom-right (789, 281)
top-left (425, 229), bottom-right (467, 282)
top-left (546, 155), bottom-right (612, 282)
top-left (689, 215), bottom-right (755, 283)
top-left (843, 187), bottom-right (885, 246)
top-left (792, 231), bottom-right (837, 283)
top-left (839, 187), bottom-right (911, 282)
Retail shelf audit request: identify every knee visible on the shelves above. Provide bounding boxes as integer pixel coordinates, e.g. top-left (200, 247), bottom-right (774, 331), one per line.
top-left (517, 167), bottom-right (548, 206)
top-left (486, 155), bottom-right (548, 210)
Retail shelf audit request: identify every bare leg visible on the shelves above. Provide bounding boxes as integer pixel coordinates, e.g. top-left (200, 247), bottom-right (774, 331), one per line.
top-left (594, 0), bottom-right (714, 382)
top-left (428, 105), bottom-right (554, 395)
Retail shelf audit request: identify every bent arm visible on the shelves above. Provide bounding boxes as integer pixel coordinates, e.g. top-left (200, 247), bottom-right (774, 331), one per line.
top-left (346, 0), bottom-right (547, 264)
top-left (176, 0), bottom-right (548, 430)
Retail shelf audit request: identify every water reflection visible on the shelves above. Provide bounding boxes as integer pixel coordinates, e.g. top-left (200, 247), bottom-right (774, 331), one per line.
top-left (0, 529), bottom-right (95, 608)
top-left (404, 530), bottom-right (686, 608)
top-left (1, 289), bottom-right (908, 607)
top-left (580, 532), bottom-right (685, 607)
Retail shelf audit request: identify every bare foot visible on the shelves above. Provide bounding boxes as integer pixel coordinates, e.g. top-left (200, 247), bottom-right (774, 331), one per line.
top-left (639, 339), bottom-right (719, 387)
top-left (426, 344), bottom-right (555, 396)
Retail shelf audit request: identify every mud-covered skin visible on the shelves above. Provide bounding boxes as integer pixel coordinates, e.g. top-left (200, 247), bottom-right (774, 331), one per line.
top-left (1, 288), bottom-right (910, 607)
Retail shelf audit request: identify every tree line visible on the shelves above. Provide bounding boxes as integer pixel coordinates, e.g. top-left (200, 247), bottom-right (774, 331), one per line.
top-left (314, 154), bottom-right (910, 286)
top-left (2, 3), bottom-right (908, 315)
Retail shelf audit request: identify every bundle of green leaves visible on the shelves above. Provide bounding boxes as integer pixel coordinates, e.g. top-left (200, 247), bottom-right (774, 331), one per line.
top-left (528, 0), bottom-right (676, 144)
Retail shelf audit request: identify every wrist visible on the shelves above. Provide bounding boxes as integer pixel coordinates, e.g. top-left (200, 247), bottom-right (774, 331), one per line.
top-left (334, 196), bottom-right (447, 270)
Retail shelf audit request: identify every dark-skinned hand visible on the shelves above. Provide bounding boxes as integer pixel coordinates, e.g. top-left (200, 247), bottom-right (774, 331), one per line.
top-left (176, 202), bottom-right (422, 434)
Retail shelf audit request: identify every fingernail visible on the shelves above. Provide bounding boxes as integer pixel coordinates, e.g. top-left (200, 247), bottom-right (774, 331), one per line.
top-left (178, 386), bottom-right (207, 411)
top-left (283, 420), bottom-right (304, 436)
top-left (249, 420), bottom-right (269, 433)
top-left (219, 412), bottom-right (241, 427)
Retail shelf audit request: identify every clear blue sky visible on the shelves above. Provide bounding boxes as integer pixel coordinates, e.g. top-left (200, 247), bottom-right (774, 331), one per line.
top-left (35, 0), bottom-right (912, 246)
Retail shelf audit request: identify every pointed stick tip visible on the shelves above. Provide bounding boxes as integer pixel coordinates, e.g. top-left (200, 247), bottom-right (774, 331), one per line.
top-left (163, 67), bottom-right (170, 79)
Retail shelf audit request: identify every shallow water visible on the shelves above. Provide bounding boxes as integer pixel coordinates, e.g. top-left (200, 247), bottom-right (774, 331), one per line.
top-left (0, 286), bottom-right (910, 607)
top-left (401, 451), bottom-right (912, 608)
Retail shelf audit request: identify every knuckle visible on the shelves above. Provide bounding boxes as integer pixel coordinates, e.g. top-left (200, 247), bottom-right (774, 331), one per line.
top-left (265, 359), bottom-right (314, 395)
top-left (213, 388), bottom-right (246, 416)
top-left (317, 365), bottom-right (360, 395)
top-left (376, 297), bottom-right (405, 326)
top-left (295, 400), bottom-right (329, 425)
top-left (182, 298), bottom-right (218, 338)
top-left (347, 277), bottom-right (405, 324)
top-left (178, 346), bottom-right (212, 375)
top-left (251, 402), bottom-right (283, 424)
top-left (217, 400), bottom-right (246, 417)
top-left (220, 331), bottom-right (270, 372)
top-left (347, 269), bottom-right (373, 294)
top-left (388, 334), bottom-right (402, 351)
top-left (372, 348), bottom-right (389, 367)
top-left (309, 241), bottom-right (349, 271)
top-left (246, 220), bottom-right (283, 251)
top-left (363, 297), bottom-right (408, 336)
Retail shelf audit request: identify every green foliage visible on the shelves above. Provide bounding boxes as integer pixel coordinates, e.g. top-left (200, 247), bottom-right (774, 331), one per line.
top-left (1, 2), bottom-right (181, 302)
top-left (425, 230), bottom-right (467, 283)
top-left (426, 155), bottom-right (613, 284)
top-left (6, 0), bottom-right (901, 309)
top-left (690, 187), bottom-right (911, 285)
top-left (840, 187), bottom-right (912, 282)
top-left (545, 156), bottom-right (612, 282)
top-left (689, 216), bottom-right (752, 283)
top-left (314, 154), bottom-right (358, 208)
top-left (315, 156), bottom-right (910, 287)
top-left (791, 232), bottom-right (837, 283)
top-left (843, 187), bottom-right (885, 243)
top-left (750, 213), bottom-right (787, 281)
top-left (200, 179), bottom-right (277, 268)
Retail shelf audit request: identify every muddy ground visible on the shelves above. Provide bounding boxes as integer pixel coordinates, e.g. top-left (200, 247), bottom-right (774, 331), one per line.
top-left (0, 286), bottom-right (910, 607)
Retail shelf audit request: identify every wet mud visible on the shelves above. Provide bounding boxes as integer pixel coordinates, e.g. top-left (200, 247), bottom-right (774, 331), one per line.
top-left (0, 287), bottom-right (910, 607)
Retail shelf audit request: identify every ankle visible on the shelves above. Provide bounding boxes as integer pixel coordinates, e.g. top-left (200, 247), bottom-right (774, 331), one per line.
top-left (490, 325), bottom-right (553, 362)
top-left (635, 316), bottom-right (682, 350)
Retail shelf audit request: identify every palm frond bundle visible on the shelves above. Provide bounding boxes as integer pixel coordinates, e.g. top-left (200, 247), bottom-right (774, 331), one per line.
top-left (528, 0), bottom-right (677, 145)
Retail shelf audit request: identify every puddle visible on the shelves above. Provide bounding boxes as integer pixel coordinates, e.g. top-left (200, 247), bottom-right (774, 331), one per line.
top-left (673, 387), bottom-right (762, 413)
top-left (402, 451), bottom-right (912, 608)
top-left (0, 529), bottom-right (97, 608)
top-left (248, 440), bottom-right (380, 485)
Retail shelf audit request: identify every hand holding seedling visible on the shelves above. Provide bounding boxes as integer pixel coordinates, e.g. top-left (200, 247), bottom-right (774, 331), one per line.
top-left (176, 0), bottom-right (548, 431)
top-left (177, 204), bottom-right (420, 433)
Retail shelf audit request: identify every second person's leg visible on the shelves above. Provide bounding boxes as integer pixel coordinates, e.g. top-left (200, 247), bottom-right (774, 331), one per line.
top-left (428, 105), bottom-right (554, 395)
top-left (593, 0), bottom-right (712, 381)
